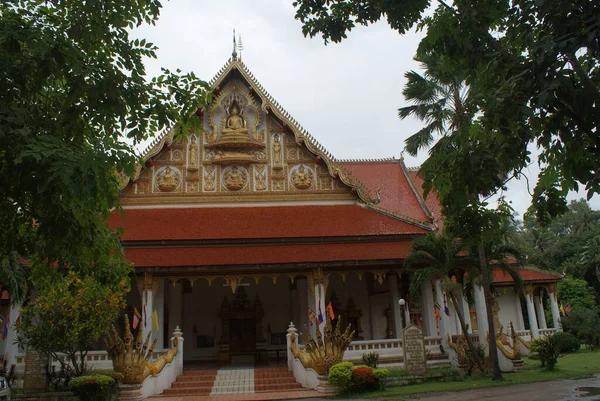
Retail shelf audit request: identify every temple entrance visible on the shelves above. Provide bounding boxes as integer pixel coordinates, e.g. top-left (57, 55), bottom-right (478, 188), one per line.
top-left (218, 286), bottom-right (266, 360)
top-left (229, 317), bottom-right (256, 354)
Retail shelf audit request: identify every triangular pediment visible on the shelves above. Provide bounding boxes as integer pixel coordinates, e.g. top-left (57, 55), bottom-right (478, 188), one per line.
top-left (119, 58), bottom-right (383, 207)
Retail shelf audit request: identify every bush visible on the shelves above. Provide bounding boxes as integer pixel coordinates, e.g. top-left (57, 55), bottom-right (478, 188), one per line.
top-left (561, 306), bottom-right (600, 349)
top-left (372, 367), bottom-right (389, 390)
top-left (530, 337), bottom-right (560, 370)
top-left (46, 364), bottom-right (76, 391)
top-left (328, 362), bottom-right (354, 393)
top-left (92, 370), bottom-right (124, 383)
top-left (362, 351), bottom-right (379, 368)
top-left (352, 367), bottom-right (377, 392)
top-left (552, 332), bottom-right (580, 353)
top-left (69, 374), bottom-right (115, 401)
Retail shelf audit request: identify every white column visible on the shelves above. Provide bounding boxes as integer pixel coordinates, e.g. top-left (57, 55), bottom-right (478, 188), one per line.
top-left (169, 281), bottom-right (183, 336)
top-left (388, 275), bottom-right (402, 338)
top-left (6, 301), bottom-right (22, 367)
top-left (155, 281), bottom-right (165, 349)
top-left (549, 288), bottom-right (561, 331)
top-left (172, 326), bottom-right (184, 377)
top-left (525, 289), bottom-right (539, 338)
top-left (534, 296), bottom-right (547, 330)
top-left (434, 280), bottom-right (451, 347)
top-left (286, 322), bottom-right (298, 371)
top-left (514, 294), bottom-right (525, 331)
top-left (459, 288), bottom-right (473, 333)
top-left (473, 284), bottom-right (489, 347)
top-left (142, 284), bottom-right (154, 341)
top-left (421, 281), bottom-right (436, 336)
top-left (296, 278), bottom-right (309, 336)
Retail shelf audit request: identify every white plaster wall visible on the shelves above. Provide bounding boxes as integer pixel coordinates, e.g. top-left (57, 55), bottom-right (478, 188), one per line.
top-left (496, 291), bottom-right (519, 332)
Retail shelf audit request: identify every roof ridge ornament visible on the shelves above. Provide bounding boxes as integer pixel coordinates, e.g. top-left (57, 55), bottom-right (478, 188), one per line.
top-left (237, 33), bottom-right (244, 61)
top-left (232, 29), bottom-right (238, 61)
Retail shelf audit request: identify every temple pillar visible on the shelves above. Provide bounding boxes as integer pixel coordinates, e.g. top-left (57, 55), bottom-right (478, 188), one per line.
top-left (155, 281), bottom-right (165, 348)
top-left (421, 280), bottom-right (436, 336)
top-left (548, 285), bottom-right (561, 331)
top-left (459, 287), bottom-right (472, 333)
top-left (315, 282), bottom-right (326, 334)
top-left (296, 278), bottom-right (309, 337)
top-left (525, 287), bottom-right (539, 338)
top-left (388, 274), bottom-right (402, 338)
top-left (139, 273), bottom-right (154, 341)
top-left (534, 295), bottom-right (547, 330)
top-left (514, 294), bottom-right (525, 331)
top-left (434, 280), bottom-right (451, 347)
top-left (473, 283), bottom-right (489, 347)
top-left (169, 281), bottom-right (183, 337)
top-left (5, 301), bottom-right (22, 367)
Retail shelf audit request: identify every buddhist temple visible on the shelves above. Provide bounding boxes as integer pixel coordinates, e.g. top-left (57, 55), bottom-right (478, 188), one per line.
top-left (1, 51), bottom-right (563, 396)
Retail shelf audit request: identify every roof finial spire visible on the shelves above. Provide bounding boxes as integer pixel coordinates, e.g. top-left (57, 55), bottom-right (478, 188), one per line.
top-left (232, 29), bottom-right (238, 60)
top-left (237, 33), bottom-right (244, 61)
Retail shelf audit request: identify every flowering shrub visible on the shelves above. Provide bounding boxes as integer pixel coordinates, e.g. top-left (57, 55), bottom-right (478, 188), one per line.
top-left (373, 367), bottom-right (390, 390)
top-left (352, 367), bottom-right (377, 392)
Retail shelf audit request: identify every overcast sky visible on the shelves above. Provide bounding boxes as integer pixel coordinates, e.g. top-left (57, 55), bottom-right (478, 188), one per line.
top-left (133, 0), bottom-right (598, 219)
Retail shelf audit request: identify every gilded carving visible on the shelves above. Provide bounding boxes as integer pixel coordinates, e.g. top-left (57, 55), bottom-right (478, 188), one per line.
top-left (254, 129), bottom-right (265, 142)
top-left (291, 165), bottom-right (314, 189)
top-left (171, 149), bottom-right (184, 161)
top-left (255, 166), bottom-right (266, 191)
top-left (272, 134), bottom-right (282, 167)
top-left (204, 166), bottom-right (216, 191)
top-left (155, 166), bottom-right (181, 192)
top-left (223, 166), bottom-right (247, 191)
top-left (136, 181), bottom-right (150, 194)
top-left (188, 141), bottom-right (198, 170)
top-left (186, 181), bottom-right (199, 193)
top-left (272, 177), bottom-right (284, 191)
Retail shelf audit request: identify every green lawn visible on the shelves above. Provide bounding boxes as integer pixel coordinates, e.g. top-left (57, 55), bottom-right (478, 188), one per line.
top-left (364, 349), bottom-right (600, 399)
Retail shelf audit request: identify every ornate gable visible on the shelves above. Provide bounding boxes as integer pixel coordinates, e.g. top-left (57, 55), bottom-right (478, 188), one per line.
top-left (119, 59), bottom-right (373, 205)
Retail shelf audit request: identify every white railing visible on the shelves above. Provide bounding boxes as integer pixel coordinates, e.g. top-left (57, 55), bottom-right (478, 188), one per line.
top-left (515, 330), bottom-right (531, 337)
top-left (141, 327), bottom-right (184, 397)
top-left (538, 328), bottom-right (557, 337)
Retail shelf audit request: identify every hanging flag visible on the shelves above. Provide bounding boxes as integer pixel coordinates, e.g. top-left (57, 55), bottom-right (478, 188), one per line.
top-left (132, 307), bottom-right (141, 330)
top-left (326, 302), bottom-right (335, 320)
top-left (417, 312), bottom-right (423, 326)
top-left (443, 294), bottom-right (450, 316)
top-left (317, 301), bottom-right (324, 325)
top-left (0, 314), bottom-right (4, 328)
top-left (564, 303), bottom-right (571, 317)
top-left (15, 315), bottom-right (21, 326)
top-left (2, 311), bottom-right (10, 341)
top-left (308, 308), bottom-right (316, 326)
top-left (560, 304), bottom-right (566, 317)
top-left (434, 303), bottom-right (441, 321)
top-left (152, 310), bottom-right (159, 332)
top-left (143, 305), bottom-right (147, 328)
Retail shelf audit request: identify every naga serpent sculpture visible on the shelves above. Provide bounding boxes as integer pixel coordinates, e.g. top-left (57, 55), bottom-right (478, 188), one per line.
top-left (106, 314), bottom-right (178, 384)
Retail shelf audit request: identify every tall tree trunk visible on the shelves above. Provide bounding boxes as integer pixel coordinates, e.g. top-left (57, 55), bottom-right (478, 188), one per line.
top-left (449, 290), bottom-right (485, 373)
top-left (478, 242), bottom-right (502, 380)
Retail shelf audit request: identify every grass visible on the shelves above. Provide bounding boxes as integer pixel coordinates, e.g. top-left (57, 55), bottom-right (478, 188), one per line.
top-left (362, 349), bottom-right (600, 399)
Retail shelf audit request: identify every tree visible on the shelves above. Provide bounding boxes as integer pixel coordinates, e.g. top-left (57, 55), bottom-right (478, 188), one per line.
top-left (404, 233), bottom-right (484, 373)
top-left (557, 277), bottom-right (597, 311)
top-left (293, 0), bottom-right (600, 215)
top-left (20, 269), bottom-right (128, 376)
top-left (0, 0), bottom-right (211, 290)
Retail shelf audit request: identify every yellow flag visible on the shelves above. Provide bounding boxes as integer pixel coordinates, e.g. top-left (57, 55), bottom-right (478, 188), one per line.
top-left (152, 310), bottom-right (159, 332)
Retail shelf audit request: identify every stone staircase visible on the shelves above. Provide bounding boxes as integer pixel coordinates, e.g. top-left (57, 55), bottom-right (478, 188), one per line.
top-left (159, 365), bottom-right (308, 397)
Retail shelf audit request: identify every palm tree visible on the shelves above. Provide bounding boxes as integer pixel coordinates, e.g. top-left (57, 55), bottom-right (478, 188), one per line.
top-left (404, 233), bottom-right (485, 373)
top-left (581, 236), bottom-right (600, 284)
top-left (399, 51), bottom-right (473, 158)
top-left (0, 251), bottom-right (29, 305)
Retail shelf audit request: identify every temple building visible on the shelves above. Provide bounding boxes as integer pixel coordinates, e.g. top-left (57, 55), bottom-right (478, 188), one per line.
top-left (2, 53), bottom-right (562, 388)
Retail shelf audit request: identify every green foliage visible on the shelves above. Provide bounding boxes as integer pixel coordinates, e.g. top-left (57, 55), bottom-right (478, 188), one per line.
top-left (0, 0), bottom-right (211, 304)
top-left (328, 362), bottom-right (354, 394)
top-left (46, 363), bottom-right (76, 391)
top-left (557, 277), bottom-right (598, 311)
top-left (362, 351), bottom-right (379, 368)
top-left (20, 270), bottom-right (129, 377)
top-left (69, 374), bottom-right (115, 401)
top-left (561, 306), bottom-right (600, 350)
top-left (292, 0), bottom-right (600, 221)
top-left (372, 368), bottom-right (389, 390)
top-left (552, 332), bottom-right (580, 354)
top-left (530, 337), bottom-right (560, 370)
top-left (92, 370), bottom-right (124, 383)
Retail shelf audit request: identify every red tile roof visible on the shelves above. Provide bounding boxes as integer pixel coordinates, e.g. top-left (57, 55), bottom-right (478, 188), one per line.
top-left (493, 267), bottom-right (561, 285)
top-left (109, 204), bottom-right (428, 242)
top-left (340, 162), bottom-right (431, 224)
top-left (405, 170), bottom-right (443, 227)
top-left (123, 240), bottom-right (413, 267)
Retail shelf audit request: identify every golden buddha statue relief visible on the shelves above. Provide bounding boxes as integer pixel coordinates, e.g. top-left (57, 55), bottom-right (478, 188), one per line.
top-left (220, 102), bottom-right (249, 141)
top-left (291, 165), bottom-right (313, 190)
top-left (155, 166), bottom-right (181, 192)
top-left (223, 166), bottom-right (247, 191)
